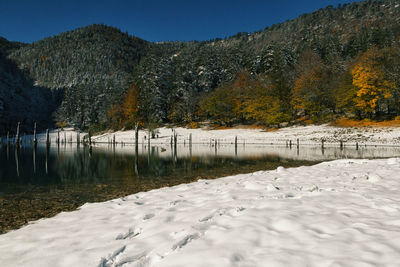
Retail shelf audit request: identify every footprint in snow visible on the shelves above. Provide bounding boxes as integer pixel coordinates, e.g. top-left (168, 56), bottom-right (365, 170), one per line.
top-left (115, 227), bottom-right (142, 240)
top-left (172, 233), bottom-right (200, 250)
top-left (170, 199), bottom-right (185, 206)
top-left (143, 213), bottom-right (155, 220)
top-left (98, 245), bottom-right (126, 267)
top-left (99, 248), bottom-right (149, 267)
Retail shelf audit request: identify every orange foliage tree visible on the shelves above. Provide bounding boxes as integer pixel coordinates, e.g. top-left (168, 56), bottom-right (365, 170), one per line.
top-left (242, 76), bottom-right (290, 125)
top-left (351, 47), bottom-right (394, 117)
top-left (200, 71), bottom-right (250, 125)
top-left (108, 84), bottom-right (141, 130)
top-left (123, 84), bottom-right (140, 128)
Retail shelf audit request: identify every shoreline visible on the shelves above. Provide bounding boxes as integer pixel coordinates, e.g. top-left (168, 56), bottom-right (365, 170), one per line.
top-left (92, 124), bottom-right (400, 146)
top-left (6, 124), bottom-right (400, 147)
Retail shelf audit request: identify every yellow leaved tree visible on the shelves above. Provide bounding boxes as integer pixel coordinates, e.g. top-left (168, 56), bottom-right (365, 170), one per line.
top-left (122, 84), bottom-right (140, 128)
top-left (351, 47), bottom-right (394, 116)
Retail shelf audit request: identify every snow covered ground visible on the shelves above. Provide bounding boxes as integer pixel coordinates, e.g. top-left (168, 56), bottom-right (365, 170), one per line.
top-left (17, 124), bottom-right (400, 147)
top-left (92, 124), bottom-right (400, 146)
top-left (1, 158), bottom-right (400, 267)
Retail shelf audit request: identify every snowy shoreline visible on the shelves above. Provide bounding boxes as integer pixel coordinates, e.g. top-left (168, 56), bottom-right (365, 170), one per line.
top-left (91, 124), bottom-right (400, 146)
top-left (1, 158), bottom-right (400, 266)
top-left (19, 124), bottom-right (400, 147)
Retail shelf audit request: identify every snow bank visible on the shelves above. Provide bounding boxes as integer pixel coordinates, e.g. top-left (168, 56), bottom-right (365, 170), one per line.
top-left (1, 158), bottom-right (400, 266)
top-left (92, 125), bottom-right (400, 146)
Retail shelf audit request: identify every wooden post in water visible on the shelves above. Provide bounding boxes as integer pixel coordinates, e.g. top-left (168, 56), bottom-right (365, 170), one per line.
top-left (33, 144), bottom-right (36, 173)
top-left (289, 140), bottom-right (292, 148)
top-left (64, 131), bottom-right (67, 146)
top-left (173, 131), bottom-right (177, 154)
top-left (340, 140), bottom-right (344, 150)
top-left (77, 132), bottom-right (80, 146)
top-left (113, 134), bottom-right (116, 146)
top-left (174, 131), bottom-right (177, 145)
top-left (356, 142), bottom-right (359, 150)
top-left (148, 129), bottom-right (151, 148)
top-left (235, 136), bottom-right (238, 156)
top-left (15, 122), bottom-right (20, 148)
top-left (321, 139), bottom-right (325, 150)
top-left (15, 146), bottom-right (19, 177)
top-left (7, 131), bottom-right (10, 146)
top-left (135, 123), bottom-right (139, 149)
top-left (46, 129), bottom-right (50, 148)
top-left (45, 141), bottom-right (49, 174)
top-left (33, 123), bottom-right (37, 147)
top-left (88, 131), bottom-right (92, 147)
top-left (189, 133), bottom-right (192, 148)
top-left (57, 129), bottom-right (60, 146)
top-left (296, 138), bottom-right (299, 149)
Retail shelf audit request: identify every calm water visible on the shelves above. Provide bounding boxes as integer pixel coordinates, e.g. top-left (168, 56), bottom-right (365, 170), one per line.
top-left (1, 143), bottom-right (400, 233)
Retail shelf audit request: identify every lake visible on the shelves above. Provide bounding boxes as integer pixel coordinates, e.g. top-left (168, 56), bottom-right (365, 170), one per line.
top-left (1, 142), bottom-right (400, 233)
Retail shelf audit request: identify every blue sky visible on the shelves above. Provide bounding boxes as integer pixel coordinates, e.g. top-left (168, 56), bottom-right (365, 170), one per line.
top-left (0, 0), bottom-right (361, 43)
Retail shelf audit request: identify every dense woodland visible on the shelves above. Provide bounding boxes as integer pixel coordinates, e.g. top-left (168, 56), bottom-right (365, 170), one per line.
top-left (1, 0), bottom-right (400, 134)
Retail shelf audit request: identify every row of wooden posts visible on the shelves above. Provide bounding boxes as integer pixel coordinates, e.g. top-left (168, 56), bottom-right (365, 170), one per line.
top-left (2, 122), bottom-right (363, 152)
top-left (0, 122), bottom-right (89, 149)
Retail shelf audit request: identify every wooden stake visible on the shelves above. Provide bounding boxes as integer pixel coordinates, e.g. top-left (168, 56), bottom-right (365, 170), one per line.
top-left (135, 123), bottom-right (139, 149)
top-left (148, 129), bottom-right (151, 147)
top-left (46, 129), bottom-right (50, 147)
top-left (15, 122), bottom-right (20, 148)
top-left (33, 122), bottom-right (37, 147)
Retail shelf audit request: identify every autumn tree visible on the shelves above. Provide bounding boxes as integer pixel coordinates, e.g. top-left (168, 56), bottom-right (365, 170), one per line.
top-left (242, 75), bottom-right (291, 126)
top-left (123, 84), bottom-right (140, 128)
top-left (351, 47), bottom-right (395, 118)
top-left (107, 84), bottom-right (141, 130)
top-left (292, 50), bottom-right (336, 119)
top-left (200, 71), bottom-right (251, 126)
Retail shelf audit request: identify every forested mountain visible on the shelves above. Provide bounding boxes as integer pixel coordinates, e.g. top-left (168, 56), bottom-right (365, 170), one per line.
top-left (0, 39), bottom-right (55, 134)
top-left (1, 0), bottom-right (400, 133)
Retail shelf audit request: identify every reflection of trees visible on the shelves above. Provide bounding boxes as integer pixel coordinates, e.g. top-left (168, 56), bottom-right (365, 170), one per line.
top-left (0, 146), bottom-right (312, 189)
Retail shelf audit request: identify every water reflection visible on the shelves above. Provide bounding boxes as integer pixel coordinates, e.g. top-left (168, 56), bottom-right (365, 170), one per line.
top-left (1, 144), bottom-right (399, 188)
top-left (1, 143), bottom-right (400, 233)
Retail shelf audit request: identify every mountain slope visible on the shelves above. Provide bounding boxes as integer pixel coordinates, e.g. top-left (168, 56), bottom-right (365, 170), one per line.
top-left (0, 43), bottom-right (55, 134)
top-left (1, 0), bottom-right (400, 131)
